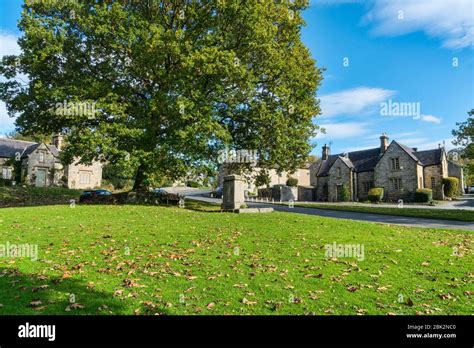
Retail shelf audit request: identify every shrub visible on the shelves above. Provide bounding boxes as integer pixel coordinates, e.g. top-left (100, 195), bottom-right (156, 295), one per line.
top-left (0, 179), bottom-right (12, 187)
top-left (341, 185), bottom-right (351, 202)
top-left (414, 188), bottom-right (433, 203)
top-left (186, 180), bottom-right (200, 188)
top-left (442, 177), bottom-right (459, 197)
top-left (368, 187), bottom-right (384, 203)
top-left (255, 170), bottom-right (271, 188)
top-left (286, 177), bottom-right (298, 187)
top-left (240, 203), bottom-right (248, 209)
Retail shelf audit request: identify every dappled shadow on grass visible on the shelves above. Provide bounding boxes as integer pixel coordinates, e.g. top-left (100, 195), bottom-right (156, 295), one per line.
top-left (79, 199), bottom-right (222, 213)
top-left (182, 199), bottom-right (221, 213)
top-left (0, 267), bottom-right (126, 315)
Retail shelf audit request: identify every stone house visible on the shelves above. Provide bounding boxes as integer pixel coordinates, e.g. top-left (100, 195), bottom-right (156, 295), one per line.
top-left (311, 134), bottom-right (464, 202)
top-left (0, 135), bottom-right (102, 189)
top-left (218, 165), bottom-right (311, 192)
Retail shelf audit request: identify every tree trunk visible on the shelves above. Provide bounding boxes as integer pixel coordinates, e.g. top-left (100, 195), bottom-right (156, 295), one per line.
top-left (132, 163), bottom-right (146, 192)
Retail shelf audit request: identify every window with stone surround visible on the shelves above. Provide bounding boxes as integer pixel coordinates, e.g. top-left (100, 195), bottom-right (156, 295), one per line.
top-left (79, 171), bottom-right (91, 185)
top-left (430, 177), bottom-right (435, 189)
top-left (336, 167), bottom-right (341, 176)
top-left (2, 167), bottom-right (12, 179)
top-left (389, 178), bottom-right (402, 190)
top-left (38, 151), bottom-right (45, 163)
top-left (390, 157), bottom-right (400, 170)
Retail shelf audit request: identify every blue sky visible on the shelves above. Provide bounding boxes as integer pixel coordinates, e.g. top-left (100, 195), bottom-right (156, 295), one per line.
top-left (0, 0), bottom-right (473, 156)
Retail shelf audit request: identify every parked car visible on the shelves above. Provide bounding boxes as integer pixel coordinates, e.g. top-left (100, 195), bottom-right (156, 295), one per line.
top-left (153, 188), bottom-right (168, 195)
top-left (211, 187), bottom-right (223, 198)
top-left (470, 186), bottom-right (474, 194)
top-left (79, 189), bottom-right (114, 204)
top-left (152, 188), bottom-right (182, 204)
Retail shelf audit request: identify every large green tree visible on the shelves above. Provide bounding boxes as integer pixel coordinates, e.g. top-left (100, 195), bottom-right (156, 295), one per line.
top-left (453, 109), bottom-right (474, 159)
top-left (0, 0), bottom-right (322, 190)
top-left (452, 109), bottom-right (473, 185)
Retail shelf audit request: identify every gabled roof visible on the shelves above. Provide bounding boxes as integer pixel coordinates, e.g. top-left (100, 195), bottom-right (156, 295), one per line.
top-left (316, 155), bottom-right (339, 176)
top-left (0, 138), bottom-right (59, 159)
top-left (317, 147), bottom-right (381, 176)
top-left (393, 141), bottom-right (420, 162)
top-left (413, 148), bottom-right (443, 166)
top-left (339, 156), bottom-right (354, 169)
top-left (21, 143), bottom-right (59, 158)
top-left (0, 138), bottom-right (35, 158)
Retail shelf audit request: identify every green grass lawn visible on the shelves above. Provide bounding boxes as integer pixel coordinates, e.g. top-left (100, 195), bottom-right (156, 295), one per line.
top-left (289, 203), bottom-right (474, 222)
top-left (0, 203), bottom-right (471, 315)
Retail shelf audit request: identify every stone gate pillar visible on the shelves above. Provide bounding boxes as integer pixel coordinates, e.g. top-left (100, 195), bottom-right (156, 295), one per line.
top-left (221, 174), bottom-right (245, 210)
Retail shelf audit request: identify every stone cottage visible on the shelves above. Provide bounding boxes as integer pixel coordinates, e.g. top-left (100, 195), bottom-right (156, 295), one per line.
top-left (311, 134), bottom-right (464, 202)
top-left (0, 135), bottom-right (102, 189)
top-left (217, 164), bottom-right (311, 193)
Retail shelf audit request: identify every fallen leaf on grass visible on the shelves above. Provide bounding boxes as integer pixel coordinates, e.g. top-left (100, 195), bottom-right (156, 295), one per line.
top-left (439, 293), bottom-right (452, 300)
top-left (233, 283), bottom-right (247, 288)
top-left (32, 285), bottom-right (49, 292)
top-left (33, 306), bottom-right (47, 311)
top-left (29, 300), bottom-right (42, 307)
top-left (207, 302), bottom-right (215, 309)
top-left (242, 298), bottom-right (257, 306)
top-left (65, 303), bottom-right (84, 311)
top-left (376, 286), bottom-right (390, 292)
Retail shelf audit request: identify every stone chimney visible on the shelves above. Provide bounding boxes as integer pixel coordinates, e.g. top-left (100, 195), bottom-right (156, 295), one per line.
top-left (322, 144), bottom-right (330, 160)
top-left (380, 133), bottom-right (389, 153)
top-left (52, 133), bottom-right (64, 151)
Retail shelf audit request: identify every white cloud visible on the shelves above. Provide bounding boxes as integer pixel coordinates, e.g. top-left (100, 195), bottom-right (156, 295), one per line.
top-left (367, 131), bottom-right (419, 140)
top-left (315, 122), bottom-right (370, 139)
top-left (391, 136), bottom-right (456, 151)
top-left (0, 32), bottom-right (21, 136)
top-left (0, 32), bottom-right (21, 58)
top-left (363, 0), bottom-right (474, 49)
top-left (420, 114), bottom-right (442, 124)
top-left (319, 87), bottom-right (396, 117)
top-left (0, 102), bottom-right (16, 136)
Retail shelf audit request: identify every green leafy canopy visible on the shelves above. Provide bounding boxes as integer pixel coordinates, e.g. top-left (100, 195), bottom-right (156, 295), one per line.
top-left (0, 0), bottom-right (322, 189)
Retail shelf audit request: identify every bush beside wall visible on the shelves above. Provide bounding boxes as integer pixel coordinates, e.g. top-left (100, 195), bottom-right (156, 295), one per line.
top-left (443, 177), bottom-right (459, 198)
top-left (414, 188), bottom-right (433, 203)
top-left (368, 187), bottom-right (384, 203)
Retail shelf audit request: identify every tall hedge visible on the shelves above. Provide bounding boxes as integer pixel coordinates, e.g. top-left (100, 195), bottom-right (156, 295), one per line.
top-left (442, 177), bottom-right (459, 197)
top-left (341, 185), bottom-right (351, 202)
top-left (414, 188), bottom-right (433, 203)
top-left (368, 187), bottom-right (384, 203)
top-left (286, 177), bottom-right (298, 187)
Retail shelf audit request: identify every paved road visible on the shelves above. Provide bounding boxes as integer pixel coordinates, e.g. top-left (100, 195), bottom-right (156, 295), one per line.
top-left (245, 202), bottom-right (474, 231)
top-left (183, 193), bottom-right (474, 231)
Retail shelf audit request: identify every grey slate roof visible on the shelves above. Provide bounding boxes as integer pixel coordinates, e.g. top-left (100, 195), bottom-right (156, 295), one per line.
top-left (413, 148), bottom-right (443, 166)
top-left (0, 138), bottom-right (35, 158)
top-left (21, 143), bottom-right (59, 158)
top-left (317, 147), bottom-right (382, 176)
top-left (316, 142), bottom-right (444, 177)
top-left (0, 138), bottom-right (59, 159)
